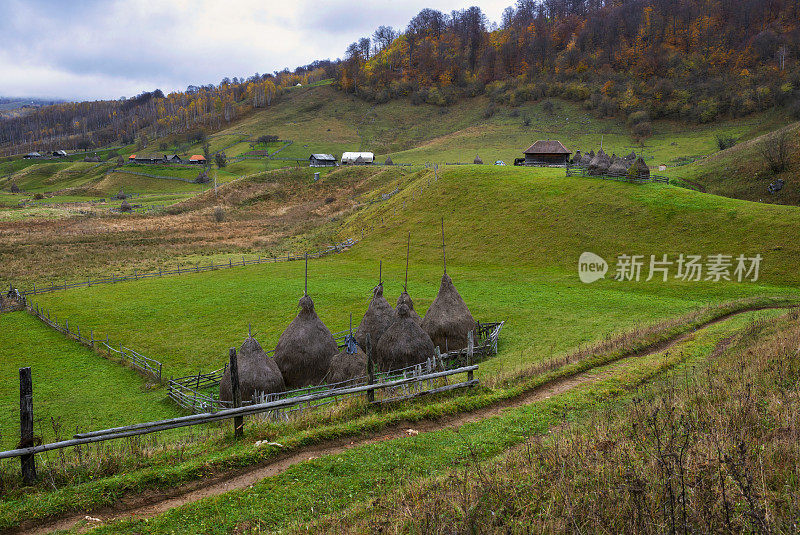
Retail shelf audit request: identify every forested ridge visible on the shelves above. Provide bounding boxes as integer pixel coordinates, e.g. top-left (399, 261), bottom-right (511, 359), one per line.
top-left (340, 0), bottom-right (800, 127)
top-left (2, 0), bottom-right (799, 155)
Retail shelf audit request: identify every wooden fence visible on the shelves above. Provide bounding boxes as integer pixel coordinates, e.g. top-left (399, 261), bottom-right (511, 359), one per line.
top-left (566, 165), bottom-right (669, 184)
top-left (169, 322), bottom-right (503, 414)
top-left (0, 362), bottom-right (478, 484)
top-left (19, 239), bottom-right (356, 297)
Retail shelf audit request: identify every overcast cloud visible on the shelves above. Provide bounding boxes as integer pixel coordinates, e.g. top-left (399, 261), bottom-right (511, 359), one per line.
top-left (0, 0), bottom-right (511, 101)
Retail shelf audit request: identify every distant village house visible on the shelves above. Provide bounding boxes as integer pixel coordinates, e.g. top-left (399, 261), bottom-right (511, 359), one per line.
top-left (188, 155), bottom-right (207, 165)
top-left (341, 152), bottom-right (374, 165)
top-left (52, 150), bottom-right (67, 157)
top-left (309, 154), bottom-right (337, 167)
top-left (24, 151), bottom-right (41, 159)
top-left (522, 140), bottom-right (572, 166)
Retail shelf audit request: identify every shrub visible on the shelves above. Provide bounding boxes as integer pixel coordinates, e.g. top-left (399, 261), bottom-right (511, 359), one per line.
top-left (627, 110), bottom-right (649, 125)
top-left (632, 121), bottom-right (652, 139)
top-left (215, 151), bottom-right (227, 168)
top-left (483, 102), bottom-right (497, 119)
top-left (213, 206), bottom-right (225, 222)
top-left (542, 100), bottom-right (554, 114)
top-left (325, 196), bottom-right (335, 204)
top-left (715, 134), bottom-right (737, 151)
top-left (33, 193), bottom-right (44, 200)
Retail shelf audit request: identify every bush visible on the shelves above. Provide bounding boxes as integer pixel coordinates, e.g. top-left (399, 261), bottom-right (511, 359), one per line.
top-left (627, 110), bottom-right (649, 125)
top-left (215, 151), bottom-right (227, 168)
top-left (632, 121), bottom-right (652, 139)
top-left (33, 193), bottom-right (44, 200)
top-left (213, 206), bottom-right (225, 222)
top-left (483, 102), bottom-right (497, 119)
top-left (542, 100), bottom-right (554, 114)
top-left (715, 134), bottom-right (737, 151)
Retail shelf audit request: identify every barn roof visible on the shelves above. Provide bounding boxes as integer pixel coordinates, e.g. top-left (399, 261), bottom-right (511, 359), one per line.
top-left (189, 154), bottom-right (206, 161)
top-left (310, 153), bottom-right (336, 161)
top-left (523, 140), bottom-right (571, 155)
top-left (128, 154), bottom-right (136, 158)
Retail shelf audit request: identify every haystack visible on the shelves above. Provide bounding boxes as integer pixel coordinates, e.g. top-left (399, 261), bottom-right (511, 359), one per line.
top-left (474, 155), bottom-right (483, 165)
top-left (327, 332), bottom-right (368, 384)
top-left (571, 150), bottom-right (582, 165)
top-left (384, 156), bottom-right (393, 165)
top-left (627, 157), bottom-right (650, 180)
top-left (274, 295), bottom-right (338, 388)
top-left (120, 199), bottom-right (132, 212)
top-left (355, 283), bottom-right (394, 349)
top-left (375, 303), bottom-right (435, 371)
top-left (608, 159), bottom-right (628, 176)
top-left (588, 149), bottom-right (610, 175)
top-left (625, 151), bottom-right (637, 161)
top-left (10, 182), bottom-right (20, 193)
top-left (396, 291), bottom-right (422, 323)
top-left (220, 336), bottom-right (285, 403)
top-left (421, 273), bottom-right (476, 352)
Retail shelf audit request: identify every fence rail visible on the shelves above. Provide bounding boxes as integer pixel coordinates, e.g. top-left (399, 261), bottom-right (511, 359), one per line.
top-left (20, 239), bottom-right (356, 297)
top-left (566, 165), bottom-right (669, 184)
top-left (0, 364), bottom-right (478, 462)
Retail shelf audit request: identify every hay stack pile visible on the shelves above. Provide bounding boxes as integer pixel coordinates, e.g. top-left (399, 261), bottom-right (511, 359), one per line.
top-left (220, 336), bottom-right (285, 403)
top-left (375, 303), bottom-right (435, 371)
top-left (588, 149), bottom-right (610, 175)
top-left (474, 155), bottom-right (483, 165)
top-left (627, 157), bottom-right (650, 180)
top-left (421, 273), bottom-right (477, 352)
top-left (274, 295), bottom-right (338, 388)
top-left (327, 338), bottom-right (368, 384)
top-left (608, 154), bottom-right (628, 175)
top-left (355, 284), bottom-right (394, 349)
top-left (571, 150), bottom-right (582, 165)
top-left (10, 182), bottom-right (20, 193)
top-left (384, 156), bottom-right (393, 165)
top-left (396, 291), bottom-right (422, 323)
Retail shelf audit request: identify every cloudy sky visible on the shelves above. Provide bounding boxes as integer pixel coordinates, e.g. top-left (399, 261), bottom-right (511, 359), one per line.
top-left (0, 0), bottom-right (512, 101)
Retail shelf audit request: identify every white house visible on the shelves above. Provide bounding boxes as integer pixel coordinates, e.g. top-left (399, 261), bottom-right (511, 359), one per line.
top-left (341, 152), bottom-right (374, 165)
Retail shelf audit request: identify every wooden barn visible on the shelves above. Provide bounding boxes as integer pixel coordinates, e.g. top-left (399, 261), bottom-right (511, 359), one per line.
top-left (23, 152), bottom-right (41, 159)
top-left (165, 154), bottom-right (183, 163)
top-left (309, 154), bottom-right (337, 167)
top-left (52, 150), bottom-right (67, 157)
top-left (133, 154), bottom-right (165, 164)
top-left (522, 140), bottom-right (571, 166)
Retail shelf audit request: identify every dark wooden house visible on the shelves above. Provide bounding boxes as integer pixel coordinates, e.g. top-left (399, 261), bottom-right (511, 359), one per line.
top-left (165, 154), bottom-right (183, 163)
top-left (309, 154), bottom-right (337, 167)
top-left (522, 140), bottom-right (571, 166)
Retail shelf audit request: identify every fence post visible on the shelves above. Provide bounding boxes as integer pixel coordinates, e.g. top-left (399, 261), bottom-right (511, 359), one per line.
top-left (19, 367), bottom-right (36, 485)
top-left (366, 334), bottom-right (375, 403)
top-left (467, 331), bottom-right (474, 385)
top-left (230, 348), bottom-right (243, 438)
top-left (90, 329), bottom-right (94, 348)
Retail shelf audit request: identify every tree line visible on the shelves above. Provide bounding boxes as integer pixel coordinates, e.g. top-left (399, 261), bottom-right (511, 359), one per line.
top-left (338, 0), bottom-right (800, 129)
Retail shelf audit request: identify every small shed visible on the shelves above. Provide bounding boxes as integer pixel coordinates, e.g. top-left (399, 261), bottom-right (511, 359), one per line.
top-left (188, 155), bottom-right (207, 165)
top-left (309, 154), bottom-right (337, 167)
top-left (134, 154), bottom-right (164, 164)
top-left (128, 154), bottom-right (137, 162)
top-left (24, 152), bottom-right (42, 159)
top-left (522, 140), bottom-right (571, 166)
top-left (165, 154), bottom-right (183, 163)
top-left (341, 152), bottom-right (374, 165)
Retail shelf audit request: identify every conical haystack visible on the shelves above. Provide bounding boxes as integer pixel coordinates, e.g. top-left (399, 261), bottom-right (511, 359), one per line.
top-left (571, 150), bottom-right (582, 165)
top-left (384, 156), bottom-right (393, 165)
top-left (10, 182), bottom-right (20, 193)
top-left (220, 336), bottom-right (286, 403)
top-left (396, 291), bottom-right (421, 323)
top-left (274, 295), bottom-right (338, 388)
top-left (473, 155), bottom-right (483, 165)
top-left (327, 344), bottom-right (368, 384)
top-left (588, 149), bottom-right (610, 175)
top-left (120, 199), bottom-right (132, 212)
top-left (608, 159), bottom-right (628, 176)
top-left (375, 303), bottom-right (435, 371)
top-left (421, 273), bottom-right (477, 352)
top-left (356, 283), bottom-right (394, 349)
top-left (627, 156), bottom-right (650, 180)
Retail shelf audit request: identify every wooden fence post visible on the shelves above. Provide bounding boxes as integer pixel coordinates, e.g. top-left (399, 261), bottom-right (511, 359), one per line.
top-left (366, 334), bottom-right (375, 403)
top-left (467, 331), bottom-right (474, 385)
top-left (19, 367), bottom-right (36, 485)
top-left (229, 348), bottom-right (243, 438)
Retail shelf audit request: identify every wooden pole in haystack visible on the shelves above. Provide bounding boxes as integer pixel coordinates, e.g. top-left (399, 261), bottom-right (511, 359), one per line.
top-left (441, 217), bottom-right (446, 275)
top-left (304, 253), bottom-right (308, 296)
top-left (404, 232), bottom-right (410, 292)
top-left (379, 260), bottom-right (382, 286)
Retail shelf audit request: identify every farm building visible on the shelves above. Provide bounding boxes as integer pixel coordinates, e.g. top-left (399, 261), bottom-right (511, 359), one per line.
top-left (133, 154), bottom-right (165, 164)
top-left (309, 154), bottom-right (337, 167)
top-left (128, 154), bottom-right (136, 162)
top-left (341, 152), bottom-right (374, 165)
top-left (522, 140), bottom-right (571, 166)
top-left (188, 155), bottom-right (207, 165)
top-left (165, 154), bottom-right (183, 163)
top-left (52, 150), bottom-right (67, 157)
top-left (23, 152), bottom-right (41, 159)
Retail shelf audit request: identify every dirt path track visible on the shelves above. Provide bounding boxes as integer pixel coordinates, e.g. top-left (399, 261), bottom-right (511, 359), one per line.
top-left (17, 305), bottom-right (794, 534)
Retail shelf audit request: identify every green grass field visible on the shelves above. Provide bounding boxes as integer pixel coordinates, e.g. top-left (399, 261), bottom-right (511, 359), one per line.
top-left (30, 166), bottom-right (800, 381)
top-left (0, 312), bottom-right (179, 449)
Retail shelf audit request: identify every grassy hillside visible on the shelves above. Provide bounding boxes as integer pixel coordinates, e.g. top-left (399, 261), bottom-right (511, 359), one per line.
top-left (30, 166), bottom-right (800, 380)
top-left (663, 121), bottom-right (800, 204)
top-left (0, 312), bottom-right (179, 449)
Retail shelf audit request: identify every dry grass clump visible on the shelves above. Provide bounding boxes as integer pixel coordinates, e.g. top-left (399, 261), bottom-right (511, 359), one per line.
top-left (332, 310), bottom-right (800, 534)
